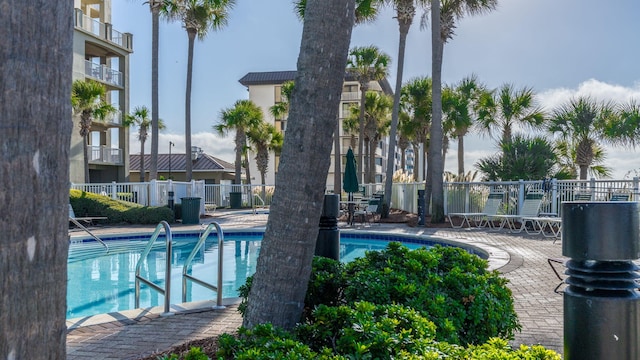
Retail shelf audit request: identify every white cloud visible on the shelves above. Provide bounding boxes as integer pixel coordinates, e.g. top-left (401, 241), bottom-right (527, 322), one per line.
top-left (538, 78), bottom-right (640, 111)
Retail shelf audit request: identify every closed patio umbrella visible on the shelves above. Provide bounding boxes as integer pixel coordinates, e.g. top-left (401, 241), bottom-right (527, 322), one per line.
top-left (343, 148), bottom-right (359, 225)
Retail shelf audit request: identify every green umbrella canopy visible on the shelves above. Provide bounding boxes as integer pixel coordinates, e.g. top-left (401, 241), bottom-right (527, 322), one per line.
top-left (343, 147), bottom-right (359, 193)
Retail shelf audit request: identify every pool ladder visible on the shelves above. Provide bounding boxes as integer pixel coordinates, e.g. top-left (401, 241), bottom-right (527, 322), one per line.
top-left (69, 217), bottom-right (109, 253)
top-left (134, 221), bottom-right (225, 316)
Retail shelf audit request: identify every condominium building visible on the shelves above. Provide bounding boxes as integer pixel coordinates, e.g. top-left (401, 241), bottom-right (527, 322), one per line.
top-left (238, 71), bottom-right (398, 189)
top-left (71, 0), bottom-right (133, 183)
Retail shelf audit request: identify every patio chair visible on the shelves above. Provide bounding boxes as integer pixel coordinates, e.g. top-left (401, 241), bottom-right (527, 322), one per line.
top-left (69, 204), bottom-right (107, 227)
top-left (610, 193), bottom-right (630, 201)
top-left (353, 203), bottom-right (379, 226)
top-left (493, 191), bottom-right (545, 233)
top-left (447, 191), bottom-right (504, 229)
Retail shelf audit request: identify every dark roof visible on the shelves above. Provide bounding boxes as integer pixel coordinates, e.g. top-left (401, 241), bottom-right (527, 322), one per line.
top-left (239, 70), bottom-right (393, 95)
top-left (130, 153), bottom-right (234, 173)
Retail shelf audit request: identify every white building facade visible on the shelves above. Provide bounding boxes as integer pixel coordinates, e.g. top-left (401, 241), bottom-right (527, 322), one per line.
top-left (239, 71), bottom-right (401, 190)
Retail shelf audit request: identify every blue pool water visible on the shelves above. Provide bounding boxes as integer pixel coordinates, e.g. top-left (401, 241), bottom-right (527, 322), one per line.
top-left (67, 231), bottom-right (481, 320)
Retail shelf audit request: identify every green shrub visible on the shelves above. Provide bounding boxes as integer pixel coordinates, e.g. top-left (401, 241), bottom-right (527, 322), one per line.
top-left (70, 189), bottom-right (174, 224)
top-left (343, 243), bottom-right (520, 345)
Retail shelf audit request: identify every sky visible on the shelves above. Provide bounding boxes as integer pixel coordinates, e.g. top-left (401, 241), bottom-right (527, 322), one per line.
top-left (111, 0), bottom-right (640, 179)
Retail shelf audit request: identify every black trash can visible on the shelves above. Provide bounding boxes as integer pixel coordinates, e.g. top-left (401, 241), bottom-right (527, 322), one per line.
top-left (181, 197), bottom-right (201, 225)
top-left (229, 192), bottom-right (242, 209)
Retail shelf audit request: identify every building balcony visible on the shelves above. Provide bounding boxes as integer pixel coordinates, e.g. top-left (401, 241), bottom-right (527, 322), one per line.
top-left (103, 109), bottom-right (122, 126)
top-left (85, 60), bottom-right (123, 87)
top-left (74, 8), bottom-right (133, 51)
top-left (341, 91), bottom-right (360, 101)
top-left (89, 146), bottom-right (123, 165)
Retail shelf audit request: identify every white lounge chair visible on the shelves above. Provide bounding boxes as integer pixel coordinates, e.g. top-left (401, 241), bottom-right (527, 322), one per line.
top-left (494, 191), bottom-right (545, 233)
top-left (447, 191), bottom-right (504, 229)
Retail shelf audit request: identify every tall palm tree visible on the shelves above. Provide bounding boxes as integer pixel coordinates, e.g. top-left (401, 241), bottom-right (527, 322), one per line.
top-left (401, 77), bottom-right (432, 183)
top-left (553, 138), bottom-right (609, 179)
top-left (163, 0), bottom-right (235, 181)
top-left (243, 0), bottom-right (356, 330)
top-left (382, 0), bottom-right (428, 215)
top-left (477, 83), bottom-right (545, 145)
top-left (215, 100), bottom-right (263, 186)
top-left (147, 0), bottom-right (166, 181)
top-left (425, 0), bottom-right (498, 223)
top-left (247, 122), bottom-right (284, 197)
top-left (71, 79), bottom-right (116, 183)
top-left (347, 45), bottom-right (391, 183)
top-left (442, 74), bottom-right (487, 176)
top-left (547, 97), bottom-right (620, 180)
top-left (123, 106), bottom-right (166, 182)
top-left (1, 2), bottom-right (72, 356)
top-left (347, 91), bottom-right (393, 183)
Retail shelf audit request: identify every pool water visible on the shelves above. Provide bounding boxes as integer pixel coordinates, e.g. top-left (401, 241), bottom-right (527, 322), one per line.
top-left (66, 234), bottom-right (424, 319)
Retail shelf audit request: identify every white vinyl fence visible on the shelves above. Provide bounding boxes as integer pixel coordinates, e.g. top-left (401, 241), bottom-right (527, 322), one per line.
top-left (72, 177), bottom-right (640, 218)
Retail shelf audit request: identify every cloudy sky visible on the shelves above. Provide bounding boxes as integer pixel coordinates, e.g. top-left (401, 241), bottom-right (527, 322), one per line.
top-left (112, 0), bottom-right (640, 179)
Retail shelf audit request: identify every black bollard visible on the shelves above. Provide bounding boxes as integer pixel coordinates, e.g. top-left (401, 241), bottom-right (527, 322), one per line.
top-left (315, 194), bottom-right (340, 260)
top-left (417, 190), bottom-right (425, 226)
top-left (563, 201), bottom-right (640, 360)
top-left (168, 191), bottom-right (175, 211)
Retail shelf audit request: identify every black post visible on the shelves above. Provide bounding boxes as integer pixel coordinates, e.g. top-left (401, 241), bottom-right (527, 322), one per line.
top-left (417, 189), bottom-right (425, 226)
top-left (563, 201), bottom-right (640, 360)
top-left (315, 194), bottom-right (340, 260)
top-left (168, 141), bottom-right (174, 180)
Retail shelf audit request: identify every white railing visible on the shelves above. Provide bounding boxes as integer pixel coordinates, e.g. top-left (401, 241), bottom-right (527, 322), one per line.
top-left (341, 91), bottom-right (360, 101)
top-left (71, 178), bottom-right (640, 219)
top-left (74, 9), bottom-right (133, 50)
top-left (84, 60), bottom-right (123, 87)
top-left (104, 109), bottom-right (122, 125)
top-left (88, 146), bottom-right (123, 164)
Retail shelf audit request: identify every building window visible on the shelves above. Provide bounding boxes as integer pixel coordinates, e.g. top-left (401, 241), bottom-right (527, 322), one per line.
top-left (274, 85), bottom-right (282, 103)
top-left (341, 102), bottom-right (358, 118)
top-left (343, 84), bottom-right (358, 93)
top-left (375, 157), bottom-right (382, 166)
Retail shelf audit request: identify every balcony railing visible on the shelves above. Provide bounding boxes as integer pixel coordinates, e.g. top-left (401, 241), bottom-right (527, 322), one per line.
top-left (104, 109), bottom-right (122, 126)
top-left (74, 9), bottom-right (133, 51)
top-left (341, 91), bottom-right (360, 101)
top-left (85, 60), bottom-right (123, 87)
top-left (88, 146), bottom-right (123, 165)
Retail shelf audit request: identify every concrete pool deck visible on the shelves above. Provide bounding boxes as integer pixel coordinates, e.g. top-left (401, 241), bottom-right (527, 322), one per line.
top-left (66, 209), bottom-right (565, 359)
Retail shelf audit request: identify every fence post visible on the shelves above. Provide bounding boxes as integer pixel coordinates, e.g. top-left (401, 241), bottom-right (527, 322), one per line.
top-left (149, 180), bottom-right (158, 207)
top-left (590, 178), bottom-right (596, 196)
top-left (633, 177), bottom-right (639, 201)
top-left (551, 178), bottom-right (558, 215)
top-left (517, 180), bottom-right (525, 215)
top-left (444, 182), bottom-right (449, 215)
top-left (110, 181), bottom-right (117, 200)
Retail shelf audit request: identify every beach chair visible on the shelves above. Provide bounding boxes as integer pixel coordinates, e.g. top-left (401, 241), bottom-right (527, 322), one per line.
top-left (447, 191), bottom-right (504, 229)
top-left (493, 191), bottom-right (544, 233)
top-left (69, 204), bottom-right (107, 226)
top-left (610, 193), bottom-right (630, 201)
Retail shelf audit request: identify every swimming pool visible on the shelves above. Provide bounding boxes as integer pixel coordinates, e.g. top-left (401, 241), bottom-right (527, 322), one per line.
top-left (67, 230), bottom-right (487, 320)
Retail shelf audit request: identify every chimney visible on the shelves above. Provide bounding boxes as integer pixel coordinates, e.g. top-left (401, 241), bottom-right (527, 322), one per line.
top-left (191, 146), bottom-right (202, 161)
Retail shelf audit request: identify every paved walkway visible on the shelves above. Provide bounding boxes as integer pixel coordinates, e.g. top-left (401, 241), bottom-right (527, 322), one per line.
top-left (66, 210), bottom-right (565, 359)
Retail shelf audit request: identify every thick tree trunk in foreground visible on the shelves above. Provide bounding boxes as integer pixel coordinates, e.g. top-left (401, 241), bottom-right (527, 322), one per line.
top-left (429, 0), bottom-right (445, 223)
top-left (0, 1), bottom-right (73, 358)
top-left (243, 0), bottom-right (355, 330)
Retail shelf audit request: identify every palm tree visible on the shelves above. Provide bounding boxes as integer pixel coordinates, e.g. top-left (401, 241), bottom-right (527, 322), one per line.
top-left (123, 106), bottom-right (166, 182)
top-left (442, 75), bottom-right (488, 176)
top-left (477, 83), bottom-right (545, 145)
top-left (71, 79), bottom-right (116, 183)
top-left (294, 0), bottom-right (380, 23)
top-left (2, 2), bottom-right (72, 356)
top-left (554, 139), bottom-right (609, 179)
top-left (401, 77), bottom-right (432, 183)
top-left (215, 100), bottom-right (263, 186)
top-left (163, 0), bottom-right (235, 181)
top-left (147, 0), bottom-right (166, 181)
top-left (247, 122), bottom-right (284, 198)
top-left (426, 0), bottom-right (498, 223)
top-left (382, 0), bottom-right (428, 215)
top-left (243, 0), bottom-right (356, 330)
top-left (547, 97), bottom-right (621, 180)
top-left (269, 80), bottom-right (295, 120)
top-left (346, 91), bottom-right (393, 183)
top-left (347, 45), bottom-right (391, 183)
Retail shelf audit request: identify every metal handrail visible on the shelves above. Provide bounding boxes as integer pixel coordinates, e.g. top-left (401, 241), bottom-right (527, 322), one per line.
top-left (182, 222), bottom-right (225, 309)
top-left (69, 217), bottom-right (109, 253)
top-left (134, 221), bottom-right (173, 315)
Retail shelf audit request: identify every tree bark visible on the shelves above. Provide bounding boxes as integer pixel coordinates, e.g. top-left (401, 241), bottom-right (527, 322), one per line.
top-left (150, 4), bottom-right (160, 180)
top-left (457, 134), bottom-right (465, 176)
top-left (243, 0), bottom-right (355, 330)
top-left (140, 139), bottom-right (146, 182)
top-left (429, 0), bottom-right (445, 223)
top-left (185, 31), bottom-right (195, 182)
top-left (333, 117), bottom-right (342, 194)
top-left (0, 1), bottom-right (73, 358)
top-left (357, 82), bottom-right (369, 184)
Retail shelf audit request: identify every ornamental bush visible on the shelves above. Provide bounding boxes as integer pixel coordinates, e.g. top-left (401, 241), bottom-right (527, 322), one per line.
top-left (70, 189), bottom-right (174, 224)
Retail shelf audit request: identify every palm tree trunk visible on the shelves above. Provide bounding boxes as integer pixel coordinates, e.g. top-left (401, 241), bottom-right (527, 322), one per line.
top-left (234, 131), bottom-right (243, 184)
top-left (333, 117), bottom-right (342, 194)
top-left (140, 140), bottom-right (146, 182)
top-left (0, 2), bottom-right (72, 357)
top-left (150, 4), bottom-right (160, 180)
top-left (368, 138), bottom-right (376, 183)
top-left (384, 8), bottom-right (412, 217)
top-left (364, 138), bottom-right (370, 182)
top-left (429, 0), bottom-right (445, 223)
top-left (457, 135), bottom-right (465, 176)
top-left (242, 0), bottom-right (355, 330)
top-left (357, 83), bottom-right (368, 183)
top-left (83, 134), bottom-right (90, 183)
top-left (185, 31), bottom-right (195, 182)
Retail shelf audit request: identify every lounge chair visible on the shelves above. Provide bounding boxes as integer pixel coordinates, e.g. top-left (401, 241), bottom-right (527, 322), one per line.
top-left (610, 193), bottom-right (630, 201)
top-left (447, 191), bottom-right (504, 229)
top-left (493, 191), bottom-right (545, 233)
top-left (69, 204), bottom-right (107, 226)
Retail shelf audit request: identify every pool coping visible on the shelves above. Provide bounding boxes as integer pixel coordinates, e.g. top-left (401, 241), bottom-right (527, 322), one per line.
top-left (66, 227), bottom-right (510, 330)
